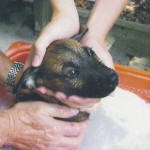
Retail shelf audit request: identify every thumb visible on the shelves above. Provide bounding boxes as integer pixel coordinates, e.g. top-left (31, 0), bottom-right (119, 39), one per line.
top-left (43, 103), bottom-right (79, 119)
top-left (24, 43), bottom-right (47, 69)
top-left (31, 43), bottom-right (46, 67)
top-left (29, 24), bottom-right (54, 67)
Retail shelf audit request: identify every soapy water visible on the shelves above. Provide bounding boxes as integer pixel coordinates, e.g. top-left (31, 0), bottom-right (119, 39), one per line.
top-left (80, 87), bottom-right (150, 150)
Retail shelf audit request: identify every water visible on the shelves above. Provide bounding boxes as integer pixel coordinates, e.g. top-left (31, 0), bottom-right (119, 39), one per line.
top-left (80, 88), bottom-right (150, 150)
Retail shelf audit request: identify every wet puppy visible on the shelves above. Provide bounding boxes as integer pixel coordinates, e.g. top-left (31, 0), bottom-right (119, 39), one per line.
top-left (15, 26), bottom-right (119, 122)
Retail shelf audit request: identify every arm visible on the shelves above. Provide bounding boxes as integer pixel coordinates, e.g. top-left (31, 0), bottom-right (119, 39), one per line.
top-left (25, 0), bottom-right (79, 68)
top-left (85, 0), bottom-right (129, 45)
top-left (81, 0), bottom-right (129, 68)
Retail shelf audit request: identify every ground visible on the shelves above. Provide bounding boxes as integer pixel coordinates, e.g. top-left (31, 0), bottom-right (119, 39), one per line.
top-left (0, 1), bottom-right (36, 52)
top-left (75, 0), bottom-right (150, 25)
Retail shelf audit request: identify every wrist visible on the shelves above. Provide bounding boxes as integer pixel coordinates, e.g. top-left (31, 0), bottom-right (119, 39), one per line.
top-left (81, 33), bottom-right (105, 49)
top-left (51, 12), bottom-right (80, 34)
top-left (81, 36), bottom-right (114, 69)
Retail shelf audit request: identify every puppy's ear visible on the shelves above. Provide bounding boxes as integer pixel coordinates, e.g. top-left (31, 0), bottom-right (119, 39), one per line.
top-left (72, 25), bottom-right (88, 41)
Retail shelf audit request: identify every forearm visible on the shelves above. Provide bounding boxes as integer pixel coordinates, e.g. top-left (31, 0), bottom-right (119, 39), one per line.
top-left (87, 0), bottom-right (129, 44)
top-left (50, 0), bottom-right (80, 37)
top-left (34, 0), bottom-right (79, 53)
top-left (50, 0), bottom-right (79, 25)
top-left (50, 0), bottom-right (78, 18)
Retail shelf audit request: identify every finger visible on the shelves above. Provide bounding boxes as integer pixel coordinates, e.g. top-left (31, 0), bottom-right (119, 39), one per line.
top-left (48, 136), bottom-right (83, 150)
top-left (51, 122), bottom-right (89, 149)
top-left (13, 101), bottom-right (79, 119)
top-left (41, 103), bottom-right (79, 118)
top-left (36, 89), bottom-right (99, 109)
top-left (54, 120), bottom-right (90, 137)
top-left (36, 88), bottom-right (67, 104)
top-left (35, 87), bottom-right (55, 102)
top-left (31, 43), bottom-right (46, 67)
top-left (80, 107), bottom-right (94, 114)
top-left (25, 39), bottom-right (48, 68)
top-left (93, 44), bottom-right (114, 69)
top-left (53, 92), bottom-right (99, 108)
top-left (35, 87), bottom-right (55, 96)
top-left (68, 96), bottom-right (99, 106)
top-left (31, 23), bottom-right (56, 67)
top-left (98, 50), bottom-right (114, 70)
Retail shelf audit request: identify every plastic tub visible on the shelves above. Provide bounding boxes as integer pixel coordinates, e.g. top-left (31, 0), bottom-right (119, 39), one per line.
top-left (5, 41), bottom-right (150, 102)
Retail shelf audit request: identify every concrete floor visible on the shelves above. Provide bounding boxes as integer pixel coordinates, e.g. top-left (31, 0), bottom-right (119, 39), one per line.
top-left (109, 25), bottom-right (150, 71)
top-left (0, 5), bottom-right (36, 52)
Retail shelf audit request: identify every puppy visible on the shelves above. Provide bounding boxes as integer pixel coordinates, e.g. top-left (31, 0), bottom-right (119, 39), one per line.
top-left (14, 25), bottom-right (119, 122)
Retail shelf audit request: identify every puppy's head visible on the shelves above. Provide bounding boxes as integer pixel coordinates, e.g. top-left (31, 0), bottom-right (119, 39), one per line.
top-left (16, 38), bottom-right (118, 99)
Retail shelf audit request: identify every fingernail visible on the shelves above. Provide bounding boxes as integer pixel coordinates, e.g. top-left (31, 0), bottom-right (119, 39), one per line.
top-left (36, 87), bottom-right (47, 94)
top-left (55, 92), bottom-right (67, 101)
top-left (68, 96), bottom-right (78, 102)
top-left (32, 55), bottom-right (40, 67)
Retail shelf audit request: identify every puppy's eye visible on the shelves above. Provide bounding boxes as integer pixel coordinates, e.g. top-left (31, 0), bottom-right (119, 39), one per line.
top-left (63, 62), bottom-right (79, 80)
top-left (67, 69), bottom-right (78, 79)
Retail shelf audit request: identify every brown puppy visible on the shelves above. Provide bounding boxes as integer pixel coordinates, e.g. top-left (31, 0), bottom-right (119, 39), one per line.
top-left (15, 26), bottom-right (119, 122)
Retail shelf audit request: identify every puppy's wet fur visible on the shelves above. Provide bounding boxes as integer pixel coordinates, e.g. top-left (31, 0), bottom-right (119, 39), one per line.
top-left (15, 25), bottom-right (119, 122)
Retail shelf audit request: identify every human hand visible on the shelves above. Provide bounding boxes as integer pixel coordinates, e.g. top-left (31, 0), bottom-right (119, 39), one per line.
top-left (1, 102), bottom-right (89, 150)
top-left (80, 34), bottom-right (114, 70)
top-left (36, 87), bottom-right (100, 111)
top-left (25, 0), bottom-right (79, 68)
